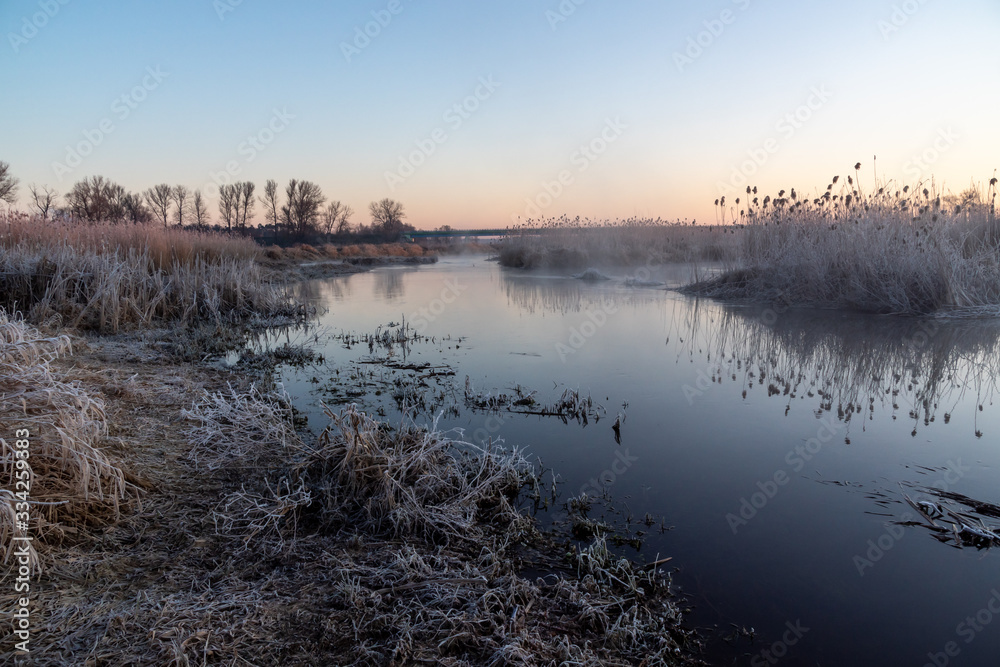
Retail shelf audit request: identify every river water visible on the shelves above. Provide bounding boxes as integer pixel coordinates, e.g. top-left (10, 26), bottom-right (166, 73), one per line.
top-left (273, 255), bottom-right (1000, 666)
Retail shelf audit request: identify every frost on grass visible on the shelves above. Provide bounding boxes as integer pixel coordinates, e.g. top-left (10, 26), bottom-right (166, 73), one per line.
top-left (0, 310), bottom-right (129, 574)
top-left (182, 382), bottom-right (301, 471)
top-left (190, 392), bottom-right (701, 665)
top-left (685, 172), bottom-right (1000, 315)
top-left (0, 212), bottom-right (305, 332)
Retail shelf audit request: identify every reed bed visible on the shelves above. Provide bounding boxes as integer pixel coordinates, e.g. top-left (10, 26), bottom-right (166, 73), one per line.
top-left (497, 216), bottom-right (738, 269)
top-left (685, 173), bottom-right (1000, 314)
top-left (0, 212), bottom-right (301, 332)
top-left (0, 310), bottom-right (129, 574)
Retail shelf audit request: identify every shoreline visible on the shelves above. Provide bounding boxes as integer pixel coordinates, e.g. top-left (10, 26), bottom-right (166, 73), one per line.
top-left (0, 254), bottom-right (703, 665)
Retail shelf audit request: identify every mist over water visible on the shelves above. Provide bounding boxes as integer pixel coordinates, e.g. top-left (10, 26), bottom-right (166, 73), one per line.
top-left (275, 255), bottom-right (1000, 666)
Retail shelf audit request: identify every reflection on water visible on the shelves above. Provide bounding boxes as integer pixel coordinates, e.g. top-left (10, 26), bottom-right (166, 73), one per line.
top-left (273, 257), bottom-right (1000, 667)
top-left (288, 273), bottom-right (353, 305)
top-left (500, 274), bottom-right (663, 315)
top-left (372, 267), bottom-right (408, 302)
top-left (675, 303), bottom-right (1000, 438)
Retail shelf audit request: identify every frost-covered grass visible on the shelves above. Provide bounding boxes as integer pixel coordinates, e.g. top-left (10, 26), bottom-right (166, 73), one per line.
top-left (0, 212), bottom-right (301, 331)
top-left (684, 171), bottom-right (1000, 315)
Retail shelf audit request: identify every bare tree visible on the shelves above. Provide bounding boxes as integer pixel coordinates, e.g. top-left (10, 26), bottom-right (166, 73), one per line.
top-left (193, 190), bottom-right (210, 228)
top-left (259, 179), bottom-right (280, 238)
top-left (368, 198), bottom-right (407, 240)
top-left (121, 192), bottom-right (151, 223)
top-left (237, 181), bottom-right (256, 229)
top-left (281, 180), bottom-right (326, 238)
top-left (105, 183), bottom-right (128, 222)
top-left (218, 184), bottom-right (238, 230)
top-left (172, 185), bottom-right (191, 227)
top-left (144, 184), bottom-right (173, 227)
top-left (29, 184), bottom-right (58, 218)
top-left (0, 161), bottom-right (19, 205)
top-left (322, 200), bottom-right (354, 235)
top-left (67, 176), bottom-right (123, 222)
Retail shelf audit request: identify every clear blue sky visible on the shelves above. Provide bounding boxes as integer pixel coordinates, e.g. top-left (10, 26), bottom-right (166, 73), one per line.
top-left (2, 0), bottom-right (998, 228)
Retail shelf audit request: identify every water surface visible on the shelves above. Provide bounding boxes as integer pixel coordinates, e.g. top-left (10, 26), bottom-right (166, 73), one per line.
top-left (275, 255), bottom-right (1000, 666)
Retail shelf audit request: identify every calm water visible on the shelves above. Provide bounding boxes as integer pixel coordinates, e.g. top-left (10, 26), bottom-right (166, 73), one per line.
top-left (272, 255), bottom-right (1000, 666)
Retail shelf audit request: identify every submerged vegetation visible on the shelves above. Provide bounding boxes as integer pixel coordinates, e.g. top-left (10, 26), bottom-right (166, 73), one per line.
top-left (686, 168), bottom-right (1000, 315)
top-left (497, 216), bottom-right (737, 269)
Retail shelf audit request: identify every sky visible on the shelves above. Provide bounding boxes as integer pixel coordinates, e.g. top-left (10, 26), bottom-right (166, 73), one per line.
top-left (1, 0), bottom-right (998, 229)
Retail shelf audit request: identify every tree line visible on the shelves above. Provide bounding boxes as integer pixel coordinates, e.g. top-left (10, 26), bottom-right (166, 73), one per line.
top-left (0, 161), bottom-right (412, 241)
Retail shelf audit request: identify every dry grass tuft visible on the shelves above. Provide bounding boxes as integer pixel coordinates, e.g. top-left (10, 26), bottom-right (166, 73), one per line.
top-left (182, 383), bottom-right (301, 471)
top-left (299, 405), bottom-right (535, 543)
top-left (0, 310), bottom-right (130, 573)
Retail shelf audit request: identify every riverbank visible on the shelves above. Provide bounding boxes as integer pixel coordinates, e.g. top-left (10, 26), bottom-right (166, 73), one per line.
top-left (0, 224), bottom-right (702, 664)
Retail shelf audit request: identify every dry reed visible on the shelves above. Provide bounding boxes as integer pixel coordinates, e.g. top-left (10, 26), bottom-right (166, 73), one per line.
top-left (0, 212), bottom-right (301, 331)
top-left (300, 405), bottom-right (534, 543)
top-left (685, 172), bottom-right (1000, 314)
top-left (0, 310), bottom-right (129, 573)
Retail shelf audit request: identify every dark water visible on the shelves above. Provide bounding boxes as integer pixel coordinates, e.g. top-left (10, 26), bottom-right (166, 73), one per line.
top-left (272, 255), bottom-right (1000, 666)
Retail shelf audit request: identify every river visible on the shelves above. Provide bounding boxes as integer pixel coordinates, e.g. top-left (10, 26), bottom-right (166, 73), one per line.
top-left (270, 255), bottom-right (1000, 666)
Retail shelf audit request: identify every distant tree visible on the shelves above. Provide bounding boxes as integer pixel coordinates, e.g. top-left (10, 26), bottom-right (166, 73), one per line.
top-left (281, 180), bottom-right (325, 238)
top-left (236, 181), bottom-right (256, 229)
top-left (121, 191), bottom-right (151, 223)
top-left (0, 161), bottom-right (19, 205)
top-left (368, 198), bottom-right (408, 240)
top-left (105, 183), bottom-right (128, 222)
top-left (29, 184), bottom-right (57, 218)
top-left (192, 190), bottom-right (210, 228)
top-left (144, 184), bottom-right (173, 227)
top-left (218, 184), bottom-right (238, 230)
top-left (259, 179), bottom-right (280, 237)
top-left (67, 176), bottom-right (123, 222)
top-left (172, 185), bottom-right (191, 227)
top-left (322, 200), bottom-right (354, 235)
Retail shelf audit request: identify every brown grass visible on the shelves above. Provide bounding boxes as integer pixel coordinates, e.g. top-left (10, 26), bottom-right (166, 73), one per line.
top-left (0, 213), bottom-right (302, 332)
top-left (0, 336), bottom-right (700, 665)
